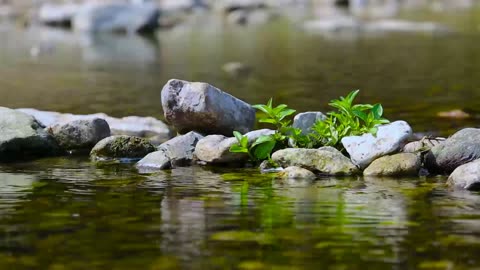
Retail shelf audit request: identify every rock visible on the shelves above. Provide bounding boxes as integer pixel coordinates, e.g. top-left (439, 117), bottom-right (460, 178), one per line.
top-left (437, 109), bottom-right (471, 119)
top-left (161, 79), bottom-right (256, 136)
top-left (277, 166), bottom-right (316, 180)
top-left (259, 160), bottom-right (283, 173)
top-left (73, 2), bottom-right (160, 33)
top-left (136, 131), bottom-right (204, 171)
top-left (271, 148), bottom-right (359, 176)
top-left (425, 128), bottom-right (480, 174)
top-left (303, 17), bottom-right (361, 33)
top-left (48, 118), bottom-right (110, 152)
top-left (222, 62), bottom-right (252, 77)
top-left (364, 20), bottom-right (451, 35)
top-left (38, 3), bottom-right (79, 27)
top-left (447, 159), bottom-right (480, 191)
top-left (194, 129), bottom-right (274, 164)
top-left (16, 108), bottom-right (174, 144)
top-left (342, 121), bottom-right (412, 169)
top-left (292, 112), bottom-right (326, 135)
top-left (363, 153), bottom-right (421, 176)
top-left (0, 107), bottom-right (60, 162)
top-left (90, 135), bottom-right (156, 162)
top-left (402, 137), bottom-right (445, 153)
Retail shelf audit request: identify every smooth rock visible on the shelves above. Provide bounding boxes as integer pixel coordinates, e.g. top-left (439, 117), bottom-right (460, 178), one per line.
top-left (342, 121), bottom-right (412, 169)
top-left (277, 166), bottom-right (316, 179)
top-left (259, 160), bottom-right (283, 173)
top-left (16, 108), bottom-right (174, 144)
top-left (447, 159), bottom-right (480, 191)
top-left (292, 111), bottom-right (326, 135)
top-left (402, 137), bottom-right (445, 153)
top-left (194, 129), bottom-right (274, 164)
top-left (364, 19), bottom-right (451, 35)
top-left (363, 153), bottom-right (421, 176)
top-left (222, 62), bottom-right (252, 77)
top-left (161, 79), bottom-right (256, 136)
top-left (48, 118), bottom-right (110, 152)
top-left (303, 17), bottom-right (361, 33)
top-left (425, 128), bottom-right (480, 174)
top-left (136, 131), bottom-right (204, 171)
top-left (271, 148), bottom-right (359, 175)
top-left (90, 135), bottom-right (156, 161)
top-left (0, 107), bottom-right (59, 162)
top-left (73, 2), bottom-right (160, 33)
top-left (38, 3), bottom-right (79, 27)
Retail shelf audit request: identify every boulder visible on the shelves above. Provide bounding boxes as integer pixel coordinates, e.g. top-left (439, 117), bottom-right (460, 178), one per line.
top-left (277, 166), bottom-right (316, 180)
top-left (90, 135), bottom-right (156, 161)
top-left (271, 147), bottom-right (359, 175)
top-left (16, 108), bottom-right (174, 144)
top-left (341, 121), bottom-right (412, 169)
top-left (402, 137), bottom-right (445, 153)
top-left (194, 129), bottom-right (274, 164)
top-left (292, 111), bottom-right (326, 135)
top-left (425, 128), bottom-right (480, 174)
top-left (447, 159), bottom-right (480, 191)
top-left (363, 153), bottom-right (421, 176)
top-left (48, 118), bottom-right (110, 152)
top-left (73, 2), bottom-right (160, 33)
top-left (38, 3), bottom-right (79, 27)
top-left (136, 131), bottom-right (204, 171)
top-left (161, 79), bottom-right (256, 136)
top-left (0, 107), bottom-right (60, 162)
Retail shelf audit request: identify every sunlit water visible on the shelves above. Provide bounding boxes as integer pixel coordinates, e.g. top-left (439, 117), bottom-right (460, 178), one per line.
top-left (1, 7), bottom-right (480, 269)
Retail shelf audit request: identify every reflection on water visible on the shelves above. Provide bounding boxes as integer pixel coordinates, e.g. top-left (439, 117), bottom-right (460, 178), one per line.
top-left (0, 158), bottom-right (479, 269)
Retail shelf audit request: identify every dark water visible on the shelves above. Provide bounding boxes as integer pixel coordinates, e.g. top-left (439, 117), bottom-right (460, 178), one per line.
top-left (1, 7), bottom-right (480, 270)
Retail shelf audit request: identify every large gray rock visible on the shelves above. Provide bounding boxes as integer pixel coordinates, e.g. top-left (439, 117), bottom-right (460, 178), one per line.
top-left (277, 166), bottom-right (316, 180)
top-left (425, 128), bottom-right (480, 174)
top-left (342, 121), bottom-right (412, 169)
top-left (194, 129), bottom-right (274, 164)
top-left (38, 3), bottom-right (79, 27)
top-left (0, 107), bottom-right (60, 162)
top-left (271, 147), bottom-right (359, 175)
top-left (161, 79), bottom-right (256, 136)
top-left (136, 131), bottom-right (204, 171)
top-left (16, 108), bottom-right (174, 144)
top-left (73, 2), bottom-right (160, 33)
top-left (48, 118), bottom-right (110, 151)
top-left (363, 153), bottom-right (421, 176)
top-left (447, 159), bottom-right (480, 191)
top-left (90, 135), bottom-right (156, 161)
top-left (292, 111), bottom-right (326, 135)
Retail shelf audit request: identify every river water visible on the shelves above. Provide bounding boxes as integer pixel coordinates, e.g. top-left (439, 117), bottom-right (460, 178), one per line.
top-left (1, 7), bottom-right (480, 269)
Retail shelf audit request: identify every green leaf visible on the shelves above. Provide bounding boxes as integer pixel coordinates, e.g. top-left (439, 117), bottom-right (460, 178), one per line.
top-left (229, 145), bottom-right (249, 153)
top-left (253, 140), bottom-right (276, 160)
top-left (352, 110), bottom-right (368, 122)
top-left (252, 104), bottom-right (270, 115)
top-left (240, 135), bottom-right (249, 147)
top-left (267, 98), bottom-right (273, 108)
top-left (233, 131), bottom-right (243, 143)
top-left (372, 104), bottom-right (383, 119)
top-left (352, 104), bottom-right (373, 111)
top-left (277, 108), bottom-right (296, 121)
top-left (251, 135), bottom-right (275, 148)
top-left (258, 118), bottom-right (277, 125)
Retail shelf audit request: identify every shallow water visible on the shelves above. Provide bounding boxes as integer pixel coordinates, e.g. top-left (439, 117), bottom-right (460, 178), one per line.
top-left (1, 6), bottom-right (480, 270)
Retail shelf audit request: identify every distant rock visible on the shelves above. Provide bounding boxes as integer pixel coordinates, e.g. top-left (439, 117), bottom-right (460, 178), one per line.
top-left (222, 62), bottom-right (252, 77)
top-left (194, 129), bottom-right (274, 164)
top-left (303, 17), bottom-right (361, 33)
top-left (73, 2), bottom-right (160, 33)
top-left (16, 108), bottom-right (174, 145)
top-left (136, 131), bottom-right (204, 171)
top-left (38, 3), bottom-right (79, 27)
top-left (425, 128), bottom-right (480, 174)
top-left (277, 166), bottom-right (316, 180)
top-left (364, 19), bottom-right (451, 35)
top-left (0, 107), bottom-right (60, 162)
top-left (292, 112), bottom-right (326, 135)
top-left (437, 109), bottom-right (471, 119)
top-left (447, 159), bottom-right (480, 191)
top-left (363, 153), bottom-right (421, 176)
top-left (48, 118), bottom-right (110, 152)
top-left (90, 135), bottom-right (156, 162)
top-left (271, 147), bottom-right (359, 175)
top-left (161, 79), bottom-right (256, 136)
top-left (342, 121), bottom-right (412, 169)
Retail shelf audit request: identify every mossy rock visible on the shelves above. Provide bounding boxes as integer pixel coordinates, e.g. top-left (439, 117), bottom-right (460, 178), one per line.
top-left (90, 135), bottom-right (155, 162)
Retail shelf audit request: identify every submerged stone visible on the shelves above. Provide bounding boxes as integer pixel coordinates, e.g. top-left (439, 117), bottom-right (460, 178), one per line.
top-left (161, 79), bottom-right (256, 136)
top-left (0, 107), bottom-right (60, 162)
top-left (277, 166), bottom-right (316, 180)
top-left (342, 121), bottom-right (412, 169)
top-left (48, 118), bottom-right (110, 152)
top-left (363, 153), bottom-right (421, 176)
top-left (271, 147), bottom-right (359, 176)
top-left (447, 159), bottom-right (480, 191)
top-left (90, 135), bottom-right (155, 162)
top-left (425, 128), bottom-right (480, 174)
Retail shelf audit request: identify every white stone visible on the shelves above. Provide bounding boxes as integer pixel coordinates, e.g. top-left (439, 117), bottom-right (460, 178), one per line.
top-left (341, 121), bottom-right (412, 169)
top-left (447, 159), bottom-right (480, 191)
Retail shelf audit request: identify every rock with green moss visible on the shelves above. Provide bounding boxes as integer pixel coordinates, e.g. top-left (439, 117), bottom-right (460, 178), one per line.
top-left (277, 166), bottom-right (316, 179)
top-left (363, 153), bottom-right (421, 176)
top-left (0, 107), bottom-right (60, 162)
top-left (271, 147), bottom-right (359, 175)
top-left (90, 135), bottom-right (155, 161)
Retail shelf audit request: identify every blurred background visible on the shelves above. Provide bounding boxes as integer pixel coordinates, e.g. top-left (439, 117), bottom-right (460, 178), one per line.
top-left (0, 0), bottom-right (479, 135)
